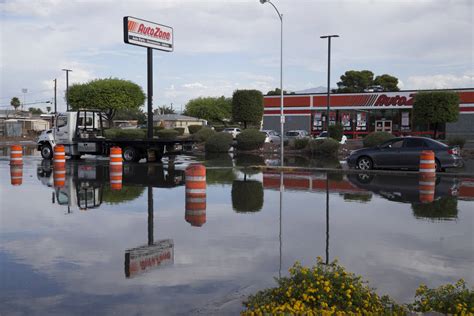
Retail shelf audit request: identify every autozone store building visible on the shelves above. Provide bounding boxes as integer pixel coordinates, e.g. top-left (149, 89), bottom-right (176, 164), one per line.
top-left (263, 89), bottom-right (474, 139)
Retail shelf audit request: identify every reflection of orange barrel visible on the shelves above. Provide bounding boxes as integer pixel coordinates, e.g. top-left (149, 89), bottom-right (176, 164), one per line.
top-left (10, 145), bottom-right (23, 165)
top-left (10, 165), bottom-right (23, 186)
top-left (185, 164), bottom-right (206, 227)
top-left (54, 164), bottom-right (66, 188)
top-left (419, 150), bottom-right (436, 175)
top-left (109, 147), bottom-right (123, 190)
top-left (419, 174), bottom-right (436, 203)
top-left (54, 144), bottom-right (66, 167)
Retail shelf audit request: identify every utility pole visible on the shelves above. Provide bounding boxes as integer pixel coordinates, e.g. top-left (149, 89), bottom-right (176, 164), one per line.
top-left (320, 35), bottom-right (339, 137)
top-left (54, 78), bottom-right (57, 113)
top-left (62, 69), bottom-right (72, 111)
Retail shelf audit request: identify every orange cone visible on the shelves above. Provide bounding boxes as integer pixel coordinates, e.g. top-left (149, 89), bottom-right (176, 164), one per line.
top-left (10, 145), bottom-right (23, 165)
top-left (10, 165), bottom-right (23, 186)
top-left (185, 164), bottom-right (206, 227)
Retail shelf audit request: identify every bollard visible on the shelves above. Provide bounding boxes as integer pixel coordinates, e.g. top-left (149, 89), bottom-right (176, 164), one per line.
top-left (109, 147), bottom-right (123, 190)
top-left (53, 164), bottom-right (66, 188)
top-left (185, 164), bottom-right (206, 227)
top-left (419, 150), bottom-right (436, 174)
top-left (10, 145), bottom-right (23, 165)
top-left (419, 174), bottom-right (436, 203)
top-left (10, 165), bottom-right (23, 186)
top-left (53, 145), bottom-right (66, 167)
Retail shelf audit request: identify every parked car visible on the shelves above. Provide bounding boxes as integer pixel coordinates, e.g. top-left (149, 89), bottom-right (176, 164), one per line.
top-left (347, 137), bottom-right (463, 171)
top-left (315, 131), bottom-right (348, 144)
top-left (284, 130), bottom-right (310, 141)
top-left (223, 127), bottom-right (241, 139)
top-left (261, 129), bottom-right (281, 144)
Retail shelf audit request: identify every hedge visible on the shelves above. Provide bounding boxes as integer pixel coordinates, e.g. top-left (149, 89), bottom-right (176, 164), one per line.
top-left (363, 131), bottom-right (395, 147)
top-left (447, 136), bottom-right (466, 149)
top-left (293, 138), bottom-right (310, 150)
top-left (308, 138), bottom-right (340, 158)
top-left (194, 127), bottom-right (216, 142)
top-left (156, 129), bottom-right (179, 140)
top-left (104, 128), bottom-right (146, 139)
top-left (174, 127), bottom-right (185, 136)
top-left (328, 123), bottom-right (344, 142)
top-left (188, 125), bottom-right (203, 134)
top-left (236, 129), bottom-right (266, 151)
top-left (205, 132), bottom-right (233, 153)
top-left (231, 180), bottom-right (264, 213)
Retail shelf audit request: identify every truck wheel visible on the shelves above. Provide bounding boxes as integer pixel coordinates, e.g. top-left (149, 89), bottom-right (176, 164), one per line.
top-left (123, 147), bottom-right (139, 162)
top-left (40, 144), bottom-right (53, 160)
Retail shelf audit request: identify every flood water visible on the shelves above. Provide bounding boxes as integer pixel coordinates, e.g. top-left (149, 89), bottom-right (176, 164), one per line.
top-left (1, 153), bottom-right (473, 315)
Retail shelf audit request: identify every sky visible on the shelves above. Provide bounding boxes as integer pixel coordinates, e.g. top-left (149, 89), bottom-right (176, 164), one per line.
top-left (0, 0), bottom-right (472, 113)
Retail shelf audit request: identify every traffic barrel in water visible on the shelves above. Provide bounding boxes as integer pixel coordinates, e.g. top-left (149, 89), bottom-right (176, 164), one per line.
top-left (10, 165), bottom-right (23, 186)
top-left (53, 163), bottom-right (66, 188)
top-left (10, 145), bottom-right (23, 165)
top-left (185, 164), bottom-right (206, 227)
top-left (109, 147), bottom-right (123, 191)
top-left (419, 173), bottom-right (436, 203)
top-left (53, 144), bottom-right (66, 167)
top-left (419, 150), bottom-right (436, 175)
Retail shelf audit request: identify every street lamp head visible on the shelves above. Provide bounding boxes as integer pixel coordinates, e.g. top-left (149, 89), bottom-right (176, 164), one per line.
top-left (320, 35), bottom-right (340, 39)
top-left (259, 0), bottom-right (268, 3)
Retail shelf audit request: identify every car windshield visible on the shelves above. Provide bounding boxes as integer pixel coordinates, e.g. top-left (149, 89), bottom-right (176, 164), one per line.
top-left (286, 132), bottom-right (299, 136)
top-left (319, 132), bottom-right (328, 137)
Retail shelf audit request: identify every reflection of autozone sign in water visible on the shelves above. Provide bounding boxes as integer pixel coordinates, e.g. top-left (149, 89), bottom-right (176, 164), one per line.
top-left (123, 16), bottom-right (173, 52)
top-left (124, 239), bottom-right (174, 278)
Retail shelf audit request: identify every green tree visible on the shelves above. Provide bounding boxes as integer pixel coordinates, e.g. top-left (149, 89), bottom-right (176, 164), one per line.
top-left (10, 97), bottom-right (20, 111)
top-left (266, 88), bottom-right (295, 95)
top-left (67, 78), bottom-right (146, 125)
top-left (374, 74), bottom-right (400, 92)
top-left (183, 96), bottom-right (231, 123)
top-left (337, 70), bottom-right (374, 93)
top-left (413, 91), bottom-right (459, 139)
top-left (232, 89), bottom-right (263, 128)
top-left (155, 105), bottom-right (176, 115)
top-left (28, 107), bottom-right (44, 115)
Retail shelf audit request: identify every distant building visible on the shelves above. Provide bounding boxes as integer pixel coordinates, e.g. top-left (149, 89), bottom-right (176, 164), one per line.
top-left (153, 114), bottom-right (206, 134)
top-left (0, 110), bottom-right (50, 136)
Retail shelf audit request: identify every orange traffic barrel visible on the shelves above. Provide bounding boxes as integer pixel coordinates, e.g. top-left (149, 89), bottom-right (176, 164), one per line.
top-left (419, 173), bottom-right (436, 203)
top-left (53, 145), bottom-right (66, 167)
top-left (110, 147), bottom-right (123, 166)
top-left (10, 165), bottom-right (23, 186)
top-left (185, 164), bottom-right (206, 227)
top-left (10, 145), bottom-right (23, 165)
top-left (53, 164), bottom-right (66, 188)
top-left (419, 150), bottom-right (436, 174)
top-left (110, 165), bottom-right (123, 191)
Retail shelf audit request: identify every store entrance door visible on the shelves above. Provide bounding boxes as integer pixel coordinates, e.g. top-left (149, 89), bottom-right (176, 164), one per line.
top-left (375, 120), bottom-right (392, 133)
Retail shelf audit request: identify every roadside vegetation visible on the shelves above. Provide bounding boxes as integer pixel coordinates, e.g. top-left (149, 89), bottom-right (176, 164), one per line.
top-left (242, 258), bottom-right (474, 315)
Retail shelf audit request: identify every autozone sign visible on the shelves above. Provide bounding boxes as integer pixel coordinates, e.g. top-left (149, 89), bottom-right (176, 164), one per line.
top-left (123, 16), bottom-right (173, 52)
top-left (373, 93), bottom-right (415, 107)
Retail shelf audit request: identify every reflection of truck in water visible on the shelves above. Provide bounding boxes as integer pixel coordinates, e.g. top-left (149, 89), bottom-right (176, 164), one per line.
top-left (37, 110), bottom-right (194, 162)
top-left (36, 161), bottom-right (185, 211)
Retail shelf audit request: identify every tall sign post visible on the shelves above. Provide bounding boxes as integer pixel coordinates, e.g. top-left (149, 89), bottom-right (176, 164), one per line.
top-left (123, 16), bottom-right (174, 139)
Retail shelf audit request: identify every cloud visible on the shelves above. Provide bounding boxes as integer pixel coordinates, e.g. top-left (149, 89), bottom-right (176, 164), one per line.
top-left (407, 73), bottom-right (474, 89)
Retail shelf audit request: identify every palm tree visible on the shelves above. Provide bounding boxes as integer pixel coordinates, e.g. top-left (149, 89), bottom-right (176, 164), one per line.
top-left (10, 97), bottom-right (20, 112)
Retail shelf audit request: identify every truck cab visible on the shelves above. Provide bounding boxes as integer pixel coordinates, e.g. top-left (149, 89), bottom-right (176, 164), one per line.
top-left (37, 110), bottom-right (105, 159)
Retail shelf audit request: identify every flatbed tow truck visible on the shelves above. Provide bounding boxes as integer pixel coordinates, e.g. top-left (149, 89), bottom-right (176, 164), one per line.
top-left (37, 109), bottom-right (195, 162)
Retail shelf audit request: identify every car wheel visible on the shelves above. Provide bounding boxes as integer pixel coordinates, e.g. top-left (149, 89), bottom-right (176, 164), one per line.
top-left (123, 147), bottom-right (139, 162)
top-left (357, 156), bottom-right (373, 170)
top-left (40, 144), bottom-right (53, 160)
top-left (435, 159), bottom-right (444, 172)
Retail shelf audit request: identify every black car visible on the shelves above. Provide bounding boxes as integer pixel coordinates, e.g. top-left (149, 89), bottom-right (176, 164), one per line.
top-left (347, 137), bottom-right (462, 171)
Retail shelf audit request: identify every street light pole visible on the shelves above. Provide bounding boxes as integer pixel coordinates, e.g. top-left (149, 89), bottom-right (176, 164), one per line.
top-left (260, 0), bottom-right (284, 167)
top-left (62, 69), bottom-right (72, 111)
top-left (320, 35), bottom-right (339, 137)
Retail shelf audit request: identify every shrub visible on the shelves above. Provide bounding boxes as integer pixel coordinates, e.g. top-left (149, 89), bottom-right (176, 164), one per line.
top-left (236, 129), bottom-right (266, 151)
top-left (447, 136), bottom-right (466, 149)
top-left (293, 138), bottom-right (310, 150)
top-left (188, 125), bottom-right (203, 134)
top-left (363, 131), bottom-right (394, 147)
top-left (231, 180), bottom-right (264, 213)
top-left (104, 128), bottom-right (146, 139)
top-left (308, 138), bottom-right (340, 158)
top-left (194, 127), bottom-right (216, 142)
top-left (242, 258), bottom-right (405, 315)
top-left (153, 126), bottom-right (164, 135)
top-left (173, 127), bottom-right (185, 136)
top-left (205, 132), bottom-right (233, 153)
top-left (328, 123), bottom-right (344, 142)
top-left (156, 129), bottom-right (179, 140)
top-left (409, 279), bottom-right (474, 314)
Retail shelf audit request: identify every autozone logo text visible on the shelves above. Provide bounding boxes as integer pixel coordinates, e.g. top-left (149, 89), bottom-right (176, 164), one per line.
top-left (374, 93), bottom-right (415, 106)
top-left (128, 20), bottom-right (171, 41)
